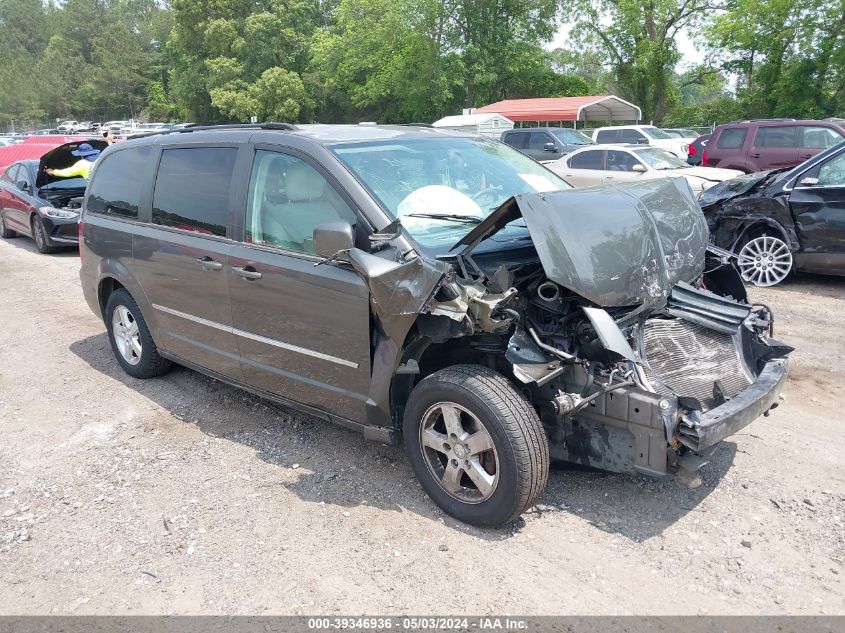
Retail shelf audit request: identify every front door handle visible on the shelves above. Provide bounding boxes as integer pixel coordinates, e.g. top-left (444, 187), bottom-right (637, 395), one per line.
top-left (799, 153), bottom-right (813, 159)
top-left (232, 265), bottom-right (262, 280)
top-left (196, 256), bottom-right (223, 271)
top-left (750, 152), bottom-right (761, 158)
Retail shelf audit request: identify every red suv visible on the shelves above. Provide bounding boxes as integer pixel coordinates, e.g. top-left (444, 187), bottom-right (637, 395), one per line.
top-left (703, 119), bottom-right (844, 173)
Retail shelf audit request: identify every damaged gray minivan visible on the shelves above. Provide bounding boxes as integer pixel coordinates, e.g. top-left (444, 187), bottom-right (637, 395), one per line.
top-left (79, 124), bottom-right (791, 526)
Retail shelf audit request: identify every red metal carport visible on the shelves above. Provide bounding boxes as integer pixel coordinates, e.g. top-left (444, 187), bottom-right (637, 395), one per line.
top-left (475, 95), bottom-right (641, 126)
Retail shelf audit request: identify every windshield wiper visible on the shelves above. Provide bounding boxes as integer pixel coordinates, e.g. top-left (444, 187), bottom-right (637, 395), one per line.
top-left (403, 213), bottom-right (483, 224)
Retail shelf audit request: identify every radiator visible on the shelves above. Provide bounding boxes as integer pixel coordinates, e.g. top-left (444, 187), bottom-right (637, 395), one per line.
top-left (641, 318), bottom-right (752, 410)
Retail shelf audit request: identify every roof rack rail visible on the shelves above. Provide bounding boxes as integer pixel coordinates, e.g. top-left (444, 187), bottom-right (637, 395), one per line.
top-left (127, 122), bottom-right (296, 140)
top-left (397, 123), bottom-right (434, 128)
top-left (175, 122), bottom-right (297, 133)
top-left (728, 118), bottom-right (796, 123)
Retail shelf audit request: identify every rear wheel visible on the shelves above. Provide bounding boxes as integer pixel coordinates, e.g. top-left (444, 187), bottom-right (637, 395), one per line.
top-left (31, 215), bottom-right (56, 254)
top-left (105, 289), bottom-right (171, 378)
top-left (403, 364), bottom-right (549, 527)
top-left (0, 212), bottom-right (17, 238)
top-left (736, 231), bottom-right (793, 287)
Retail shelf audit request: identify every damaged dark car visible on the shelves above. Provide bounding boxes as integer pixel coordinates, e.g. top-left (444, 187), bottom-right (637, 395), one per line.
top-left (79, 125), bottom-right (791, 526)
top-left (0, 140), bottom-right (107, 253)
top-left (700, 140), bottom-right (845, 286)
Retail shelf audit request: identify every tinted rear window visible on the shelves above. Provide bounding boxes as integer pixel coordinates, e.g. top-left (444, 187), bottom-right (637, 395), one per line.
top-left (754, 126), bottom-right (797, 148)
top-left (569, 150), bottom-right (604, 170)
top-left (87, 146), bottom-right (153, 218)
top-left (595, 130), bottom-right (618, 143)
top-left (504, 132), bottom-right (528, 149)
top-left (152, 148), bottom-right (237, 237)
top-left (716, 128), bottom-right (747, 149)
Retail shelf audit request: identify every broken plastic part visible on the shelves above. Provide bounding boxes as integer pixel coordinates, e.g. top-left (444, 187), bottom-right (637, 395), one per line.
top-left (581, 307), bottom-right (638, 363)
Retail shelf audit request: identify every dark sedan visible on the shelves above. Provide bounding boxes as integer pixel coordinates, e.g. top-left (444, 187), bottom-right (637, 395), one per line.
top-left (687, 133), bottom-right (710, 166)
top-left (699, 141), bottom-right (845, 286)
top-left (0, 140), bottom-right (107, 253)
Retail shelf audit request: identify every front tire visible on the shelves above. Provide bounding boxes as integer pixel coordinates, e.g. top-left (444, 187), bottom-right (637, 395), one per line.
top-left (105, 289), bottom-right (171, 378)
top-left (31, 215), bottom-right (56, 254)
top-left (403, 364), bottom-right (549, 527)
top-left (736, 231), bottom-right (793, 287)
top-left (0, 212), bottom-right (16, 238)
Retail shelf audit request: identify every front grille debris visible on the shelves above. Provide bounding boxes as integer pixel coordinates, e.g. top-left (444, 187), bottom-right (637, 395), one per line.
top-left (641, 319), bottom-right (751, 410)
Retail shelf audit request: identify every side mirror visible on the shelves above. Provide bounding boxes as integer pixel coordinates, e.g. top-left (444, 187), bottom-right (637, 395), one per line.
top-left (543, 142), bottom-right (558, 153)
top-left (798, 176), bottom-right (819, 187)
top-left (636, 138), bottom-right (649, 145)
top-left (15, 180), bottom-right (29, 192)
top-left (632, 164), bottom-right (647, 173)
top-left (313, 220), bottom-right (354, 260)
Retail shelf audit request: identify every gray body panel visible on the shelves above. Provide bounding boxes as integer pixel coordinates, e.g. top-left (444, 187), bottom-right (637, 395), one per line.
top-left (132, 224), bottom-right (242, 380)
top-left (227, 242), bottom-right (373, 422)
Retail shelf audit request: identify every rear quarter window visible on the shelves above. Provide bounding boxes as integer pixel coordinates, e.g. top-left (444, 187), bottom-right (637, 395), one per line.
top-left (87, 146), bottom-right (153, 218)
top-left (715, 128), bottom-right (747, 150)
top-left (151, 148), bottom-right (237, 237)
top-left (595, 130), bottom-right (617, 143)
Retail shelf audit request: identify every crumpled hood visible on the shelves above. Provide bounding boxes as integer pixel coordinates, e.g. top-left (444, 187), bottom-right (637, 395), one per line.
top-left (453, 178), bottom-right (708, 307)
top-left (697, 168), bottom-right (789, 209)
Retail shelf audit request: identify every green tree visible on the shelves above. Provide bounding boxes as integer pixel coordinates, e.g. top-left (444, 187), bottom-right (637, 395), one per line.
top-left (563, 0), bottom-right (718, 122)
top-left (707, 0), bottom-right (845, 118)
top-left (311, 0), bottom-right (455, 121)
top-left (169, 0), bottom-right (319, 122)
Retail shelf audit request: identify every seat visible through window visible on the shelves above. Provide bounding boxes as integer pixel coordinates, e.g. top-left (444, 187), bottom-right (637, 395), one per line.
top-left (246, 151), bottom-right (357, 255)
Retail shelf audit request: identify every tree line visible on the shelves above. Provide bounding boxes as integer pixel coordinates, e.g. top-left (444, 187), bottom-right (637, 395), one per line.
top-left (0, 0), bottom-right (842, 130)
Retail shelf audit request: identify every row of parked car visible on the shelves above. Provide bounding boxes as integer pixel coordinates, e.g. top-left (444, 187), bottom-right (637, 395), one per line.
top-left (1, 120), bottom-right (196, 144)
top-left (502, 119), bottom-right (844, 173)
top-left (0, 122), bottom-right (792, 527)
top-left (497, 118), bottom-right (845, 287)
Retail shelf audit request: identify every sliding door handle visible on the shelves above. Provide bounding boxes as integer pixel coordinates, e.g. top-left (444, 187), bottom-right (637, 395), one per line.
top-left (232, 265), bottom-right (262, 280)
top-left (196, 256), bottom-right (223, 271)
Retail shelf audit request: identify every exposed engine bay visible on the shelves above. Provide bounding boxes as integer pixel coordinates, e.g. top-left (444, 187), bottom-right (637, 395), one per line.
top-left (346, 179), bottom-right (792, 480)
top-left (36, 139), bottom-right (108, 211)
top-left (39, 181), bottom-right (86, 210)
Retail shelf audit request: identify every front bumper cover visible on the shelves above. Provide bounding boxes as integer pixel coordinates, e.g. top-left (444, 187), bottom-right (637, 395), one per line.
top-left (677, 357), bottom-right (789, 451)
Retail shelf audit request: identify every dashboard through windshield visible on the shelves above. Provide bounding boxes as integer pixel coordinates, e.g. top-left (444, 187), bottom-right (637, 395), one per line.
top-left (331, 136), bottom-right (571, 250)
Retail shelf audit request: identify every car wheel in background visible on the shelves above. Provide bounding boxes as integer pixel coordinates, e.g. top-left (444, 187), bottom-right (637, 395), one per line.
top-left (0, 212), bottom-right (17, 238)
top-left (736, 231), bottom-right (793, 287)
top-left (105, 289), bottom-right (172, 379)
top-left (403, 364), bottom-right (549, 527)
top-left (30, 215), bottom-right (56, 254)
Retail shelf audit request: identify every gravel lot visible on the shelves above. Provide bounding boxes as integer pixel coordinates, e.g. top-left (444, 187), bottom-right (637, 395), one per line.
top-left (0, 236), bottom-right (843, 616)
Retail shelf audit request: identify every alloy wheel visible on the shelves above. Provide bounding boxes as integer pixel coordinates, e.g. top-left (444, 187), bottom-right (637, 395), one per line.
top-left (737, 235), bottom-right (793, 287)
top-left (32, 218), bottom-right (45, 249)
top-left (112, 305), bottom-right (143, 366)
top-left (419, 402), bottom-right (499, 504)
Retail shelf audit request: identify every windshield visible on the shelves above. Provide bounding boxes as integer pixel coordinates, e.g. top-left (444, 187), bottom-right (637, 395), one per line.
top-left (642, 126), bottom-right (673, 140)
top-left (549, 129), bottom-right (594, 146)
top-left (634, 148), bottom-right (688, 170)
top-left (331, 136), bottom-right (571, 250)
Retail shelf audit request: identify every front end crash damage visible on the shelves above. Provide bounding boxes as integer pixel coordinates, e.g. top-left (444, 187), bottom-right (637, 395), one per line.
top-left (698, 169), bottom-right (799, 252)
top-left (347, 179), bottom-right (791, 479)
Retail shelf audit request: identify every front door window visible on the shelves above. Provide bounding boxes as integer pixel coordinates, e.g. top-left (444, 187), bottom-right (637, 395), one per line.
top-left (245, 150), bottom-right (357, 255)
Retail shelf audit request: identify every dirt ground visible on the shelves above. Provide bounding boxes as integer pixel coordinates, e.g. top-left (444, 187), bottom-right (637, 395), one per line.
top-left (0, 236), bottom-right (843, 616)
